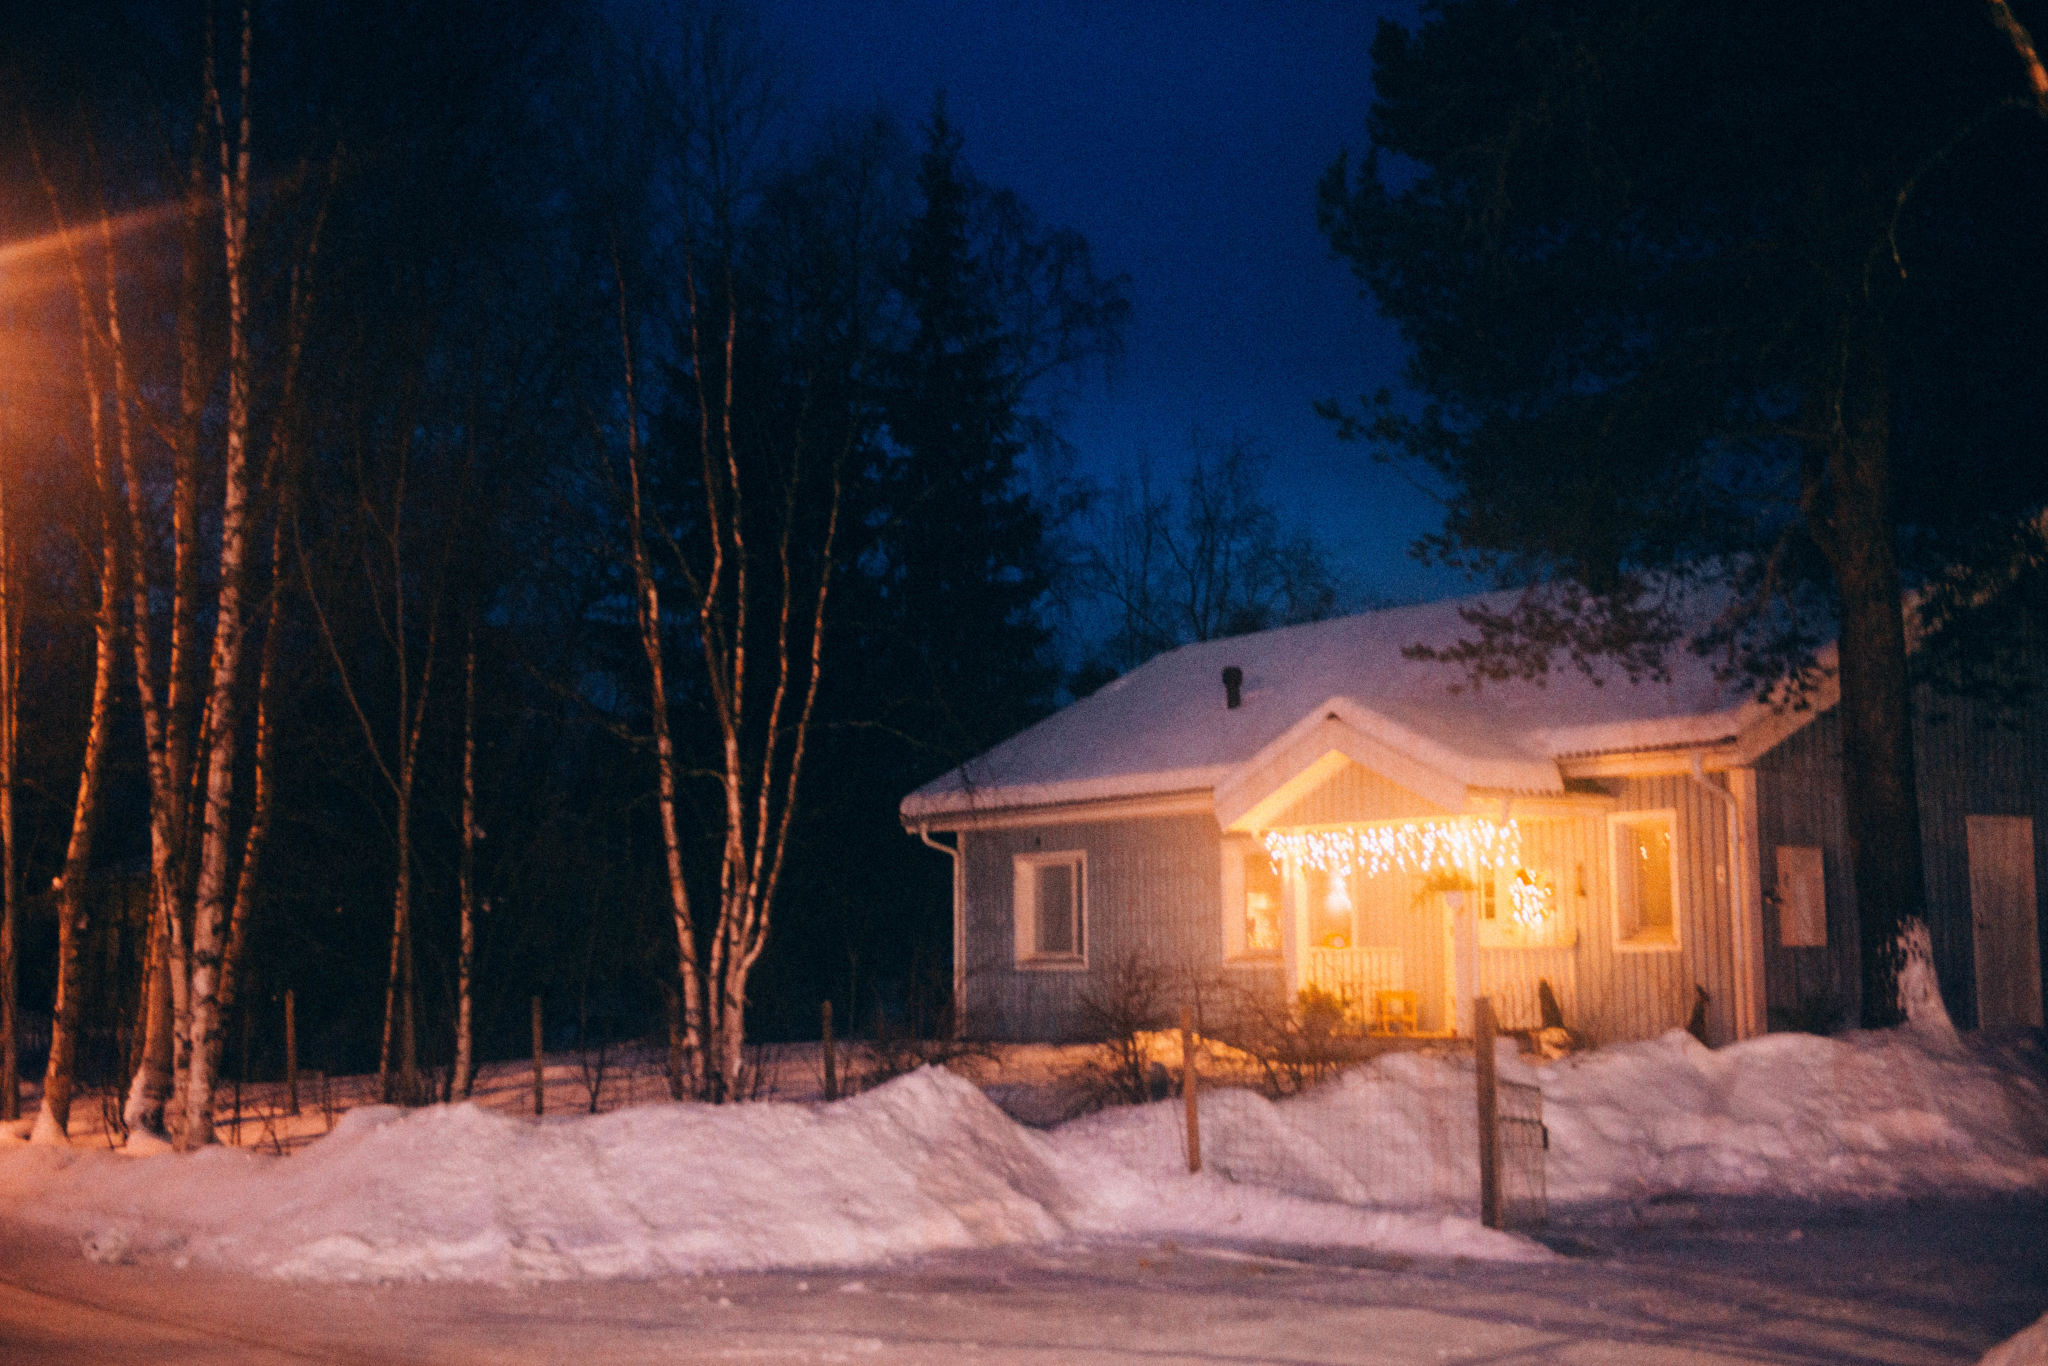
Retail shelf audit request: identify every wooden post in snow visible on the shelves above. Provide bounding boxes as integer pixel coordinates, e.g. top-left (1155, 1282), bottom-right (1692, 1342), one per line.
top-left (531, 995), bottom-right (544, 1117)
top-left (1181, 1005), bottom-right (1201, 1174)
top-left (1475, 995), bottom-right (1501, 1230)
top-left (284, 989), bottom-right (299, 1116)
top-left (821, 999), bottom-right (837, 1102)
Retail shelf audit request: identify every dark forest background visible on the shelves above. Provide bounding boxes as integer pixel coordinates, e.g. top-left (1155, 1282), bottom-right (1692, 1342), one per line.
top-left (0, 0), bottom-right (1350, 1089)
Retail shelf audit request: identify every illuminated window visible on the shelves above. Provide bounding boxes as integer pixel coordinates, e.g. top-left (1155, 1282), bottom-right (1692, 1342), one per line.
top-left (1222, 841), bottom-right (1283, 961)
top-left (1244, 852), bottom-right (1282, 954)
top-left (1611, 810), bottom-right (1679, 948)
top-left (1013, 852), bottom-right (1085, 967)
top-left (1306, 866), bottom-right (1355, 949)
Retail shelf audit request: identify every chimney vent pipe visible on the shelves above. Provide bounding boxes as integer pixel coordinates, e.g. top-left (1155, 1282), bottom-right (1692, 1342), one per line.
top-left (1222, 666), bottom-right (1243, 709)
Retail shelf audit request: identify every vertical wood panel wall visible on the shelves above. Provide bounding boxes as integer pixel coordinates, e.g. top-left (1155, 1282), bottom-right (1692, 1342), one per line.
top-left (1271, 760), bottom-right (1446, 825)
top-left (1910, 678), bottom-right (2046, 1028)
top-left (1754, 655), bottom-right (2048, 1031)
top-left (1574, 776), bottom-right (1739, 1045)
top-left (961, 814), bottom-right (1224, 1041)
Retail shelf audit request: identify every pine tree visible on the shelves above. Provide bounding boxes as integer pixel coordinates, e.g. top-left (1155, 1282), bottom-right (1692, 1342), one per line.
top-left (876, 99), bottom-right (1059, 760)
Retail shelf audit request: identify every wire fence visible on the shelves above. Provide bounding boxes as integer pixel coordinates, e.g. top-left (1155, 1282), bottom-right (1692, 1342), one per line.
top-left (1180, 1047), bottom-right (1548, 1230)
top-left (1496, 1078), bottom-right (1548, 1228)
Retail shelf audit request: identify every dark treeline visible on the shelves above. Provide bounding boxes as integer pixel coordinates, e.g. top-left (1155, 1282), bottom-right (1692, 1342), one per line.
top-left (0, 0), bottom-right (1132, 1133)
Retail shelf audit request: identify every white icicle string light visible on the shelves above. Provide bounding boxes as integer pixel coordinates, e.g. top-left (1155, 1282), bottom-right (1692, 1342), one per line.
top-left (1508, 867), bottom-right (1555, 928)
top-left (1261, 818), bottom-right (1522, 879)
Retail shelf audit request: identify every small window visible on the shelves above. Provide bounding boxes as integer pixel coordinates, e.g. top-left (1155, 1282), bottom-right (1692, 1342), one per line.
top-left (1244, 854), bottom-right (1283, 954)
top-left (1221, 840), bottom-right (1283, 960)
top-left (1611, 810), bottom-right (1679, 949)
top-left (1014, 852), bottom-right (1085, 967)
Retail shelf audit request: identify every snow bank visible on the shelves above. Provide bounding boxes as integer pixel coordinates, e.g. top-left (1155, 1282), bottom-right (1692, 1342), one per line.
top-left (0, 1068), bottom-right (1528, 1282)
top-left (1052, 1021), bottom-right (2047, 1218)
top-left (1535, 1025), bottom-right (2048, 1203)
top-left (3, 1020), bottom-right (2036, 1284)
top-left (1144, 1024), bottom-right (2047, 1211)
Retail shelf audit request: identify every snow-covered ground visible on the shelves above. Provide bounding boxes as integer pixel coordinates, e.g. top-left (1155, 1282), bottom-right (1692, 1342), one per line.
top-left (1, 1010), bottom-right (2043, 1290)
top-left (2, 1194), bottom-right (2042, 1365)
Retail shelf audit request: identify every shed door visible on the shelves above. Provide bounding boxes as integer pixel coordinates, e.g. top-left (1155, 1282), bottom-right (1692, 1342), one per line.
top-left (1967, 815), bottom-right (2044, 1031)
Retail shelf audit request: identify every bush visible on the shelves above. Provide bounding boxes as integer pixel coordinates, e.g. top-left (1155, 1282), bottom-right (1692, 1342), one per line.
top-left (1074, 955), bottom-right (1176, 1107)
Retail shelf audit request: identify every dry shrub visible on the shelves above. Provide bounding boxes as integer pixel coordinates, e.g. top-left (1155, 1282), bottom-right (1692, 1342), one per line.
top-left (1073, 955), bottom-right (1179, 1108)
top-left (1208, 982), bottom-right (1369, 1097)
top-left (853, 1015), bottom-right (994, 1092)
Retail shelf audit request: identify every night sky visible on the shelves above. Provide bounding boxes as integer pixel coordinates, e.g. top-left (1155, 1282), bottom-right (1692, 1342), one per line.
top-left (763, 0), bottom-right (1461, 608)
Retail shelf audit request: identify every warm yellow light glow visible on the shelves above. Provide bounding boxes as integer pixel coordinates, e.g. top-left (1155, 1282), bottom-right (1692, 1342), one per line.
top-left (1262, 818), bottom-right (1522, 878)
top-left (0, 200), bottom-right (185, 304)
top-left (1508, 867), bottom-right (1555, 928)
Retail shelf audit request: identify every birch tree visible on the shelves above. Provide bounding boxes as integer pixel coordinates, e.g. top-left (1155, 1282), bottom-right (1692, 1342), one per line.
top-left (27, 151), bottom-right (124, 1140)
top-left (596, 12), bottom-right (882, 1098)
top-left (455, 623), bottom-right (479, 1098)
top-left (298, 421), bottom-right (466, 1106)
top-left (0, 317), bottom-right (19, 1124)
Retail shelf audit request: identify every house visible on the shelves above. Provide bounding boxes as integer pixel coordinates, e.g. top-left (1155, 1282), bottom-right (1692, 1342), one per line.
top-left (900, 595), bottom-right (2048, 1045)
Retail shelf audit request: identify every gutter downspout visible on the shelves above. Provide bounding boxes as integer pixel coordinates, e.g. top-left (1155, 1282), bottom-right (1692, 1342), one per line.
top-left (1688, 753), bottom-right (1756, 1041)
top-left (918, 825), bottom-right (965, 1040)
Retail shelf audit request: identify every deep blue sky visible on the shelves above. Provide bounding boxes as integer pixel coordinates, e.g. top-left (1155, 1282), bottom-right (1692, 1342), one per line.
top-left (762, 0), bottom-right (1465, 607)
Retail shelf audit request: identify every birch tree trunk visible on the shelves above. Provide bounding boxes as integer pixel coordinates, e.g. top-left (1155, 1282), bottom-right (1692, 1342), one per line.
top-left (1987, 1), bottom-right (2048, 116)
top-left (456, 627), bottom-right (477, 1098)
top-left (0, 442), bottom-right (17, 1124)
top-left (161, 146), bottom-right (211, 1116)
top-left (33, 401), bottom-right (123, 1144)
top-left (613, 259), bottom-right (708, 1097)
top-left (23, 145), bottom-right (130, 1141)
top-left (215, 524), bottom-right (286, 1034)
top-left (81, 183), bottom-right (186, 1141)
top-left (623, 255), bottom-right (845, 1101)
top-left (299, 428), bottom-right (442, 1108)
top-left (184, 2), bottom-right (258, 1147)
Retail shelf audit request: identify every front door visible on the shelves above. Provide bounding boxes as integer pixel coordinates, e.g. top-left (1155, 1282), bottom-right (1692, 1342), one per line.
top-left (1967, 815), bottom-right (2044, 1030)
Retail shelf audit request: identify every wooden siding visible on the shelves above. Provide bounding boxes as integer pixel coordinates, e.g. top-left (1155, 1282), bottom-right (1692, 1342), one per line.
top-left (1271, 758), bottom-right (1444, 826)
top-left (961, 815), bottom-right (1224, 1041)
top-left (1479, 945), bottom-right (1579, 1032)
top-left (1910, 680), bottom-right (2048, 1028)
top-left (1565, 776), bottom-right (1744, 1045)
top-left (1754, 661), bottom-right (2048, 1030)
top-left (1753, 709), bottom-right (1861, 1025)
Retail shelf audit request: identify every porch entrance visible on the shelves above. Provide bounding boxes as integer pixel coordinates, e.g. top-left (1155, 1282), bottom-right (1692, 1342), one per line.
top-left (1265, 815), bottom-right (1581, 1037)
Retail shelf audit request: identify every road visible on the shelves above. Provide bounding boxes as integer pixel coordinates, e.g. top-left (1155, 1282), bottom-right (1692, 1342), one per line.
top-left (1, 1197), bottom-right (2041, 1365)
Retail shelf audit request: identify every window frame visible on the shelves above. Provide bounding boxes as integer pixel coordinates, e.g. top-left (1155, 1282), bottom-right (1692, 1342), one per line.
top-left (1221, 838), bottom-right (1284, 963)
top-left (1609, 808), bottom-right (1682, 952)
top-left (1013, 850), bottom-right (1088, 969)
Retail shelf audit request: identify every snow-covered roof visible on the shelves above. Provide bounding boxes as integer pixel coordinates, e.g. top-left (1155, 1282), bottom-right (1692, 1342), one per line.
top-left (901, 592), bottom-right (1817, 826)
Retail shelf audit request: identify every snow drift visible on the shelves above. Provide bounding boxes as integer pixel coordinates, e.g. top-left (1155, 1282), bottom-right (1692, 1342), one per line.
top-left (0, 1019), bottom-right (2040, 1284)
top-left (1532, 1024), bottom-right (2048, 1203)
top-left (1053, 1023), bottom-right (2048, 1215)
top-left (0, 1067), bottom-right (1527, 1282)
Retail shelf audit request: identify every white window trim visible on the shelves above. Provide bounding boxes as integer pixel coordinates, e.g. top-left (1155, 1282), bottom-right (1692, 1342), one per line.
top-left (1609, 808), bottom-right (1683, 953)
top-left (1221, 838), bottom-right (1283, 964)
top-left (1014, 851), bottom-right (1087, 970)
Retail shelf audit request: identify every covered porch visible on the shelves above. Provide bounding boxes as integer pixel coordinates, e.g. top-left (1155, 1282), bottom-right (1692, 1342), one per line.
top-left (1249, 813), bottom-right (1585, 1038)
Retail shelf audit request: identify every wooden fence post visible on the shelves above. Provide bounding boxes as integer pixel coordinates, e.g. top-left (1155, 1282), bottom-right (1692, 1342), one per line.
top-left (1181, 1005), bottom-right (1201, 1174)
top-left (822, 999), bottom-right (838, 1102)
top-left (285, 989), bottom-right (299, 1116)
top-left (531, 995), bottom-right (545, 1117)
top-left (1475, 995), bottom-right (1501, 1229)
